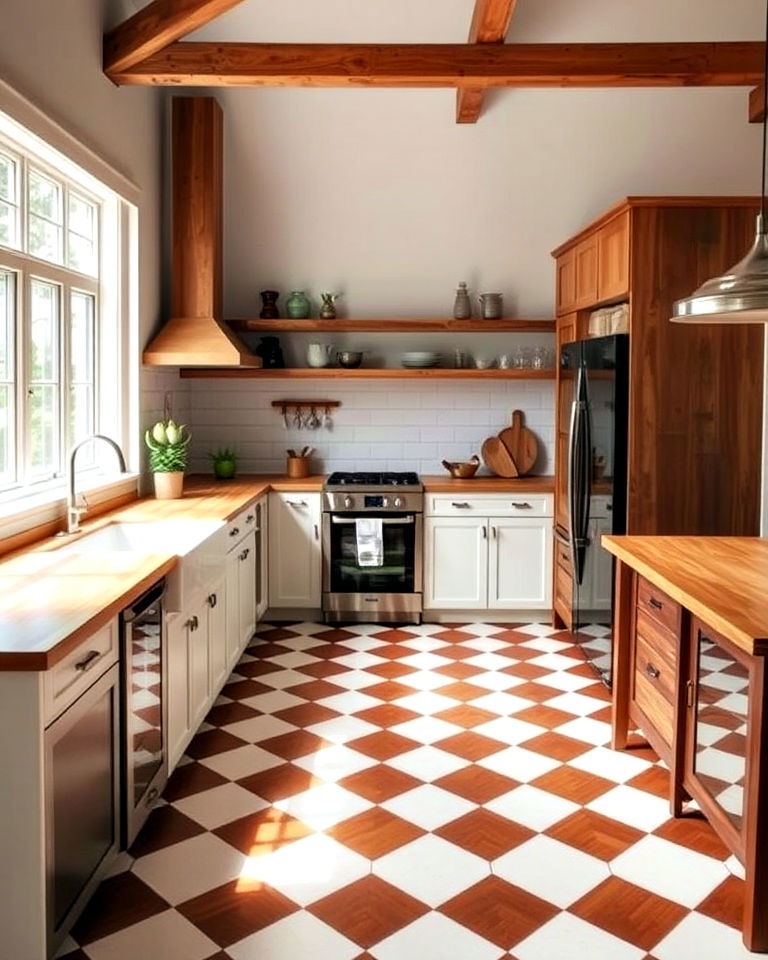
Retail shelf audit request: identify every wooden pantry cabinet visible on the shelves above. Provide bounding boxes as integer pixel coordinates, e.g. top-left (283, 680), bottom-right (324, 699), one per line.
top-left (552, 197), bottom-right (764, 630)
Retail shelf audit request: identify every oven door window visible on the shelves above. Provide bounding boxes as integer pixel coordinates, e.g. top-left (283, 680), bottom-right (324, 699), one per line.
top-left (329, 514), bottom-right (415, 593)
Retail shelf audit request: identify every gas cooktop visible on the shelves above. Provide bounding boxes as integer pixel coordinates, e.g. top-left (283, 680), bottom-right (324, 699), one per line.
top-left (326, 471), bottom-right (421, 489)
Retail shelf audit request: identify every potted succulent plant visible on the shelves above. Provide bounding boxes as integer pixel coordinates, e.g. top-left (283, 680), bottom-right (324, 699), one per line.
top-left (210, 446), bottom-right (237, 480)
top-left (144, 418), bottom-right (190, 499)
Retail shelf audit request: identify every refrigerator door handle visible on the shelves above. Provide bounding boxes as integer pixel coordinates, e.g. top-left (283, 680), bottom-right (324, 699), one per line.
top-left (568, 365), bottom-right (591, 585)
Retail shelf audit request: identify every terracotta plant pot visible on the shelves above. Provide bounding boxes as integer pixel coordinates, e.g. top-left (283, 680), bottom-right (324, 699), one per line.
top-left (153, 471), bottom-right (184, 500)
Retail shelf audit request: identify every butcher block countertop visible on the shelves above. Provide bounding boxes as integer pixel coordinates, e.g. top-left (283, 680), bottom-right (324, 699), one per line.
top-left (421, 475), bottom-right (554, 493)
top-left (0, 474), bottom-right (323, 671)
top-left (603, 535), bottom-right (768, 657)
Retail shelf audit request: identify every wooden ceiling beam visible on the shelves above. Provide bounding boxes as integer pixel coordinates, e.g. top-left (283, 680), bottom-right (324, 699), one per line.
top-left (749, 83), bottom-right (766, 123)
top-left (104, 0), bottom-right (246, 75)
top-left (108, 41), bottom-right (764, 88)
top-left (457, 0), bottom-right (519, 124)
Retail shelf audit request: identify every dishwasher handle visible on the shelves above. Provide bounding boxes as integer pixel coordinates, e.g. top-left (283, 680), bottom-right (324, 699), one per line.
top-left (122, 579), bottom-right (166, 623)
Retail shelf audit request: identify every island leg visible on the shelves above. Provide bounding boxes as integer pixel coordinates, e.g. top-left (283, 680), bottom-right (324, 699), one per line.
top-left (611, 559), bottom-right (633, 750)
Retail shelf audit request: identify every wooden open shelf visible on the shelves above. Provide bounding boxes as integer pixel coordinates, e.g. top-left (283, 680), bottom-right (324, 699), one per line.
top-left (179, 367), bottom-right (557, 379)
top-left (227, 317), bottom-right (555, 333)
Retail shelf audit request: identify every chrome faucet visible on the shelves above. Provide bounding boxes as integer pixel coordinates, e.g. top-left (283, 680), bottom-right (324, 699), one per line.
top-left (67, 434), bottom-right (129, 534)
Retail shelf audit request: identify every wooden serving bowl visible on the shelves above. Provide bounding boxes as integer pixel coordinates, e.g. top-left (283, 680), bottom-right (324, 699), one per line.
top-left (441, 456), bottom-right (480, 479)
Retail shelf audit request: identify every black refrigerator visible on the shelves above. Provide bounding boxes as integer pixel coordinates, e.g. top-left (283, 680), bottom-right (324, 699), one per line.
top-left (557, 334), bottom-right (629, 686)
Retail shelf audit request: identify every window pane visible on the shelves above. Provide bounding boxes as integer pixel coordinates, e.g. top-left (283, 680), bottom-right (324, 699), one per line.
top-left (29, 213), bottom-right (62, 263)
top-left (67, 233), bottom-right (96, 275)
top-left (0, 153), bottom-right (17, 203)
top-left (69, 384), bottom-right (94, 449)
top-left (70, 292), bottom-right (94, 383)
top-left (0, 200), bottom-right (19, 248)
top-left (0, 386), bottom-right (13, 486)
top-left (0, 270), bottom-right (14, 382)
top-left (28, 384), bottom-right (57, 476)
top-left (0, 270), bottom-right (15, 488)
top-left (29, 170), bottom-right (62, 222)
top-left (69, 194), bottom-right (95, 240)
top-left (30, 279), bottom-right (58, 382)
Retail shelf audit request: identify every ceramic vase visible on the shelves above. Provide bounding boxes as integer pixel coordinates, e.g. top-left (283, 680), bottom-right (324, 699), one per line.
top-left (453, 282), bottom-right (471, 319)
top-left (153, 471), bottom-right (184, 500)
top-left (286, 290), bottom-right (311, 319)
top-left (259, 290), bottom-right (280, 319)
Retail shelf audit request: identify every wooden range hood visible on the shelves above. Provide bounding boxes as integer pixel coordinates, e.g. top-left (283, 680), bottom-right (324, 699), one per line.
top-left (143, 96), bottom-right (260, 367)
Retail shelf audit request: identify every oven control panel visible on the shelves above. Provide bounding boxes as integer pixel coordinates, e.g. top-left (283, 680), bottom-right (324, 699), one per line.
top-left (324, 491), bottom-right (423, 513)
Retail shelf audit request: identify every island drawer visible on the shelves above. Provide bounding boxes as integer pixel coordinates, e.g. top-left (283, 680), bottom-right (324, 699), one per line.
top-left (634, 622), bottom-right (676, 705)
top-left (634, 664), bottom-right (674, 747)
top-left (637, 576), bottom-right (681, 634)
top-left (427, 494), bottom-right (553, 518)
top-left (44, 618), bottom-right (119, 725)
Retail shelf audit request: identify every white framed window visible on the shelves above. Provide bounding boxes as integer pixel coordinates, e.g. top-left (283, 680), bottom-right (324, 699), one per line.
top-left (0, 121), bottom-right (134, 506)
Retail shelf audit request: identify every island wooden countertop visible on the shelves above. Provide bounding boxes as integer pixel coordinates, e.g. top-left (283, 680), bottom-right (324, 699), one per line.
top-left (421, 475), bottom-right (554, 493)
top-left (603, 535), bottom-right (768, 657)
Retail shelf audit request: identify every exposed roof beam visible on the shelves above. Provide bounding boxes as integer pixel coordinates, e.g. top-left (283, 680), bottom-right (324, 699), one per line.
top-left (108, 41), bottom-right (763, 88)
top-left (749, 83), bottom-right (766, 123)
top-left (457, 0), bottom-right (519, 124)
top-left (104, 0), bottom-right (246, 75)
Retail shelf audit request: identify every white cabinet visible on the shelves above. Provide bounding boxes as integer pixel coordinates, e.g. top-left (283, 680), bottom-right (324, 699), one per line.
top-left (225, 527), bottom-right (257, 672)
top-left (425, 494), bottom-right (554, 613)
top-left (207, 575), bottom-right (228, 693)
top-left (268, 492), bottom-right (321, 609)
top-left (255, 496), bottom-right (269, 621)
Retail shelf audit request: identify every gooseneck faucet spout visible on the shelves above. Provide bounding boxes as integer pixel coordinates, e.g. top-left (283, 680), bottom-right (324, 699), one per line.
top-left (67, 434), bottom-right (129, 534)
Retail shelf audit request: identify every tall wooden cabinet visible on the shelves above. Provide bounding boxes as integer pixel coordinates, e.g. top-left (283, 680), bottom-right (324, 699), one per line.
top-left (552, 197), bottom-right (764, 630)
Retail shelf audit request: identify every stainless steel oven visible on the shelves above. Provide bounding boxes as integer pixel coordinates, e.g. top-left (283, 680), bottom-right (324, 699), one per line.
top-left (322, 472), bottom-right (423, 623)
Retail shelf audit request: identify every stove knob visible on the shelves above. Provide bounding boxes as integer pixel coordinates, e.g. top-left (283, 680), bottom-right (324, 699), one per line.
top-left (344, 495), bottom-right (354, 508)
top-left (382, 497), bottom-right (389, 507)
top-left (393, 496), bottom-right (404, 508)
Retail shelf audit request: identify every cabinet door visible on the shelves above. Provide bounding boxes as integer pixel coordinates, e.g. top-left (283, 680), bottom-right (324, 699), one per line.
top-left (268, 493), bottom-right (321, 608)
top-left (575, 235), bottom-right (599, 308)
top-left (489, 517), bottom-right (553, 609)
top-left (597, 211), bottom-right (630, 302)
top-left (424, 516), bottom-right (488, 609)
top-left (206, 574), bottom-right (228, 695)
top-left (187, 597), bottom-right (210, 732)
top-left (255, 498), bottom-right (269, 622)
top-left (166, 612), bottom-right (191, 771)
top-left (555, 249), bottom-right (576, 315)
top-left (225, 548), bottom-right (241, 672)
top-left (238, 530), bottom-right (257, 651)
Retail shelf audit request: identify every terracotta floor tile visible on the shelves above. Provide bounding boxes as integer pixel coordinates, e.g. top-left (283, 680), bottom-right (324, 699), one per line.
top-left (272, 702), bottom-right (341, 728)
top-left (283, 679), bottom-right (347, 701)
top-left (625, 733), bottom-right (661, 762)
top-left (184, 728), bottom-right (248, 760)
top-left (338, 764), bottom-right (422, 803)
top-left (310, 628), bottom-right (358, 642)
top-left (163, 761), bottom-right (230, 801)
top-left (371, 628), bottom-right (418, 642)
top-left (327, 806), bottom-right (424, 858)
top-left (129, 805), bottom-right (205, 858)
top-left (221, 678), bottom-right (274, 701)
top-left (653, 812), bottom-right (731, 860)
top-left (591, 704), bottom-right (613, 723)
top-left (577, 681), bottom-right (613, 702)
top-left (362, 680), bottom-right (416, 701)
top-left (434, 764), bottom-right (521, 803)
top-left (515, 704), bottom-right (576, 729)
top-left (570, 875), bottom-right (688, 950)
top-left (257, 729), bottom-right (330, 760)
top-left (248, 642), bottom-right (292, 657)
top-left (501, 662), bottom-right (550, 680)
top-left (367, 660), bottom-right (416, 680)
top-left (352, 703), bottom-right (420, 728)
top-left (566, 662), bottom-right (602, 678)
top-left (205, 701), bottom-right (261, 727)
top-left (70, 872), bottom-right (168, 945)
top-left (434, 644), bottom-right (480, 661)
top-left (347, 730), bottom-right (421, 760)
top-left (493, 644), bottom-right (543, 661)
top-left (627, 765), bottom-right (670, 799)
top-left (297, 660), bottom-right (349, 679)
top-left (237, 762), bottom-right (324, 802)
top-left (512, 681), bottom-right (563, 703)
top-left (696, 875), bottom-right (744, 930)
top-left (431, 629), bottom-right (476, 643)
top-left (309, 875), bottom-right (429, 948)
top-left (301, 643), bottom-right (354, 660)
top-left (439, 875), bottom-right (558, 949)
top-left (546, 808), bottom-right (644, 860)
top-left (434, 704), bottom-right (498, 729)
top-left (234, 659), bottom-right (282, 678)
top-left (436, 808), bottom-right (534, 859)
top-left (433, 661), bottom-right (483, 681)
top-left (531, 765), bottom-right (615, 804)
top-left (214, 805), bottom-right (314, 857)
top-left (488, 628), bottom-right (530, 642)
top-left (177, 877), bottom-right (299, 947)
top-left (435, 681), bottom-right (493, 702)
top-left (434, 731), bottom-right (508, 761)
top-left (522, 731), bottom-right (591, 762)
top-left (253, 627), bottom-right (299, 642)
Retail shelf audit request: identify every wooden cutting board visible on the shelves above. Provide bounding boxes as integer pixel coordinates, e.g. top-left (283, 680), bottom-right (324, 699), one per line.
top-left (481, 436), bottom-right (518, 478)
top-left (499, 410), bottom-right (538, 476)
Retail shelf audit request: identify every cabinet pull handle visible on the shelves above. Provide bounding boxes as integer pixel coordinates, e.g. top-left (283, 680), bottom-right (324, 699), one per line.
top-left (75, 649), bottom-right (100, 672)
top-left (491, 525), bottom-right (497, 539)
top-left (207, 593), bottom-right (217, 608)
top-left (246, 514), bottom-right (255, 523)
top-left (451, 501), bottom-right (470, 508)
top-left (649, 597), bottom-right (662, 610)
top-left (686, 679), bottom-right (695, 708)
top-left (314, 523), bottom-right (319, 540)
top-left (645, 662), bottom-right (660, 680)
top-left (561, 551), bottom-right (569, 563)
top-left (287, 500), bottom-right (307, 508)
top-left (229, 526), bottom-right (240, 537)
top-left (511, 501), bottom-right (532, 509)
top-left (188, 615), bottom-right (199, 632)
top-left (481, 526), bottom-right (487, 539)
top-left (240, 547), bottom-right (250, 561)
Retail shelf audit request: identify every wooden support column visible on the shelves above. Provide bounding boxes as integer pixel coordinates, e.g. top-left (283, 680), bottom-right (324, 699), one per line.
top-left (457, 0), bottom-right (518, 124)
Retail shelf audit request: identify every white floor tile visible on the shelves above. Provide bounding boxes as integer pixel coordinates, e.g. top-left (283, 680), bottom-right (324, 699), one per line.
top-left (477, 745), bottom-right (559, 782)
top-left (469, 691), bottom-right (533, 715)
top-left (518, 637), bottom-right (573, 653)
top-left (390, 716), bottom-right (463, 744)
top-left (292, 743), bottom-right (377, 781)
top-left (528, 652), bottom-right (583, 672)
top-left (337, 634), bottom-right (390, 651)
top-left (467, 671), bottom-right (524, 691)
top-left (464, 652), bottom-right (517, 671)
top-left (255, 670), bottom-right (314, 691)
top-left (374, 834), bottom-right (489, 907)
top-left (324, 669), bottom-right (380, 690)
top-left (318, 690), bottom-right (381, 714)
top-left (586, 784), bottom-right (671, 833)
top-left (398, 635), bottom-right (452, 652)
top-left (241, 689), bottom-right (305, 712)
top-left (461, 636), bottom-right (510, 652)
top-left (652, 912), bottom-right (759, 960)
top-left (306, 715), bottom-right (380, 743)
top-left (173, 782), bottom-right (268, 829)
top-left (238, 833), bottom-right (369, 907)
top-left (392, 691), bottom-right (458, 716)
top-left (554, 716), bottom-right (612, 746)
top-left (132, 833), bottom-right (246, 905)
top-left (220, 714), bottom-right (297, 743)
top-left (611, 834), bottom-right (729, 907)
top-left (536, 670), bottom-right (595, 692)
top-left (515, 911), bottom-right (644, 960)
top-left (493, 835), bottom-right (609, 908)
top-left (229, 911), bottom-right (359, 960)
top-left (726, 854), bottom-right (746, 880)
top-left (85, 910), bottom-right (218, 960)
top-left (399, 651), bottom-right (453, 670)
top-left (569, 747), bottom-right (652, 783)
top-left (513, 624), bottom-right (559, 637)
top-left (542, 691), bottom-right (606, 715)
top-left (273, 782), bottom-right (372, 830)
top-left (371, 912), bottom-right (501, 960)
top-left (399, 670), bottom-right (457, 691)
top-left (387, 745), bottom-right (468, 781)
top-left (382, 784), bottom-right (476, 829)
top-left (486, 784), bottom-right (579, 831)
top-left (333, 651), bottom-right (387, 669)
top-left (473, 716), bottom-right (546, 746)
top-left (198, 744), bottom-right (285, 780)
top-left (266, 651), bottom-right (320, 669)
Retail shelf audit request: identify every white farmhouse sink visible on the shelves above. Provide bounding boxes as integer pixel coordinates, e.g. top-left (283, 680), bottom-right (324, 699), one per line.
top-left (59, 519), bottom-right (227, 612)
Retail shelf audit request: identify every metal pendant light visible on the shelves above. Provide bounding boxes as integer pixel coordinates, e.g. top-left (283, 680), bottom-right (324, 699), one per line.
top-left (671, 3), bottom-right (768, 324)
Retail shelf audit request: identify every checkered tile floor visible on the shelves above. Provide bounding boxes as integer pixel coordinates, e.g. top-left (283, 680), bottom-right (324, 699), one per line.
top-left (58, 622), bottom-right (759, 960)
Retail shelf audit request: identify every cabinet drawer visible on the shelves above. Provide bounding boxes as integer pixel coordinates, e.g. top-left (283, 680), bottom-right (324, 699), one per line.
top-left (44, 619), bottom-right (119, 725)
top-left (555, 538), bottom-right (572, 573)
top-left (226, 502), bottom-right (258, 545)
top-left (427, 494), bottom-right (553, 518)
top-left (634, 622), bottom-right (676, 704)
top-left (634, 667), bottom-right (674, 747)
top-left (637, 576), bottom-right (681, 634)
top-left (554, 553), bottom-right (572, 606)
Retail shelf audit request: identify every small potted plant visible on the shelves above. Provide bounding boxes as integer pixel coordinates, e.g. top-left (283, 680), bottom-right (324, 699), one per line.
top-left (210, 446), bottom-right (237, 480)
top-left (144, 418), bottom-right (190, 499)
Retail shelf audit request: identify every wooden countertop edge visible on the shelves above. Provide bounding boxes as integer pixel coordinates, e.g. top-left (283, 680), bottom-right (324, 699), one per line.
top-left (421, 475), bottom-right (554, 492)
top-left (0, 555), bottom-right (178, 671)
top-left (603, 536), bottom-right (768, 657)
